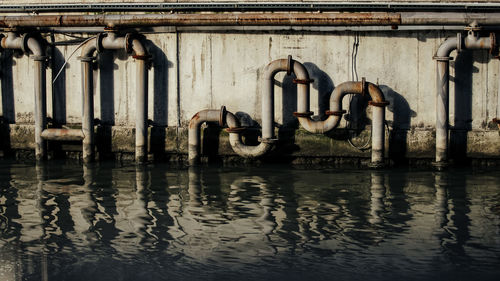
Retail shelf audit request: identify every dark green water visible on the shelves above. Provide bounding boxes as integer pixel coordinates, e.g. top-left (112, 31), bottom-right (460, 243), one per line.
top-left (0, 161), bottom-right (499, 281)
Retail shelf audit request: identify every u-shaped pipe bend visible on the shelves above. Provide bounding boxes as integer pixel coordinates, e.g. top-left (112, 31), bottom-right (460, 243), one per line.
top-left (79, 32), bottom-right (149, 163)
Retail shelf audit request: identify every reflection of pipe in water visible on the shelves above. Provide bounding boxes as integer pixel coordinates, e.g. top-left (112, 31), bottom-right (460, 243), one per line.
top-left (14, 165), bottom-right (44, 246)
top-left (229, 176), bottom-right (277, 235)
top-left (111, 165), bottom-right (149, 255)
top-left (188, 167), bottom-right (203, 208)
top-left (369, 172), bottom-right (386, 225)
top-left (434, 172), bottom-right (449, 228)
top-left (67, 164), bottom-right (96, 245)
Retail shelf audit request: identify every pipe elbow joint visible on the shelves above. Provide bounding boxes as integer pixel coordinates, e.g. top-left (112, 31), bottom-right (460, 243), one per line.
top-left (435, 36), bottom-right (458, 59)
top-left (229, 136), bottom-right (273, 158)
top-left (81, 37), bottom-right (98, 59)
top-left (367, 83), bottom-right (389, 105)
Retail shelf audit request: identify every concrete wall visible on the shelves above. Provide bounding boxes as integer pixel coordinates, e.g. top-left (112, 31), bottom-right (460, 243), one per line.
top-left (0, 22), bottom-right (499, 163)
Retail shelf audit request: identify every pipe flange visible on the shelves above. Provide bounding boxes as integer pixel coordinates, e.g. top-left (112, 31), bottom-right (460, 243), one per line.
top-left (258, 137), bottom-right (278, 144)
top-left (292, 78), bottom-right (314, 84)
top-left (20, 33), bottom-right (30, 54)
top-left (325, 110), bottom-right (346, 116)
top-left (433, 56), bottom-right (453, 61)
top-left (77, 56), bottom-right (96, 62)
top-left (96, 33), bottom-right (106, 53)
top-left (293, 111), bottom-right (314, 117)
top-left (124, 33), bottom-right (134, 53)
top-left (361, 77), bottom-right (367, 96)
top-left (219, 105), bottom-right (227, 127)
top-left (132, 54), bottom-right (152, 60)
top-left (225, 127), bottom-right (246, 133)
top-left (287, 55), bottom-right (292, 76)
top-left (368, 100), bottom-right (390, 107)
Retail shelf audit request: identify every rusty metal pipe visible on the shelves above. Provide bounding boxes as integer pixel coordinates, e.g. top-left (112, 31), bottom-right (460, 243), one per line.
top-left (1, 32), bottom-right (47, 161)
top-left (434, 32), bottom-right (492, 166)
top-left (79, 33), bottom-right (149, 163)
top-left (188, 109), bottom-right (221, 165)
top-left (223, 58), bottom-right (294, 158)
top-left (0, 13), bottom-right (401, 28)
top-left (80, 38), bottom-right (97, 163)
top-left (81, 59), bottom-right (94, 163)
top-left (41, 128), bottom-right (84, 141)
top-left (132, 38), bottom-right (148, 163)
top-left (297, 81), bottom-right (387, 166)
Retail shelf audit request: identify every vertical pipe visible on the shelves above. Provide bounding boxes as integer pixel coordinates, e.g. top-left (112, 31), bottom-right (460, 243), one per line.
top-left (434, 36), bottom-right (457, 166)
top-left (371, 106), bottom-right (385, 166)
top-left (436, 59), bottom-right (450, 163)
top-left (135, 58), bottom-right (148, 163)
top-left (33, 58), bottom-right (46, 161)
top-left (262, 69), bottom-right (274, 140)
top-left (82, 60), bottom-right (94, 163)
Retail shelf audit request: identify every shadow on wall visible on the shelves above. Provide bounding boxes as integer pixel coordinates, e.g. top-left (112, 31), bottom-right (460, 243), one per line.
top-left (147, 39), bottom-right (172, 161)
top-left (0, 49), bottom-right (15, 155)
top-left (380, 85), bottom-right (416, 164)
top-left (449, 50), bottom-right (482, 164)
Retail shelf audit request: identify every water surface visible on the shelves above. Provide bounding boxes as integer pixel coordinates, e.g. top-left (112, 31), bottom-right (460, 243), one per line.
top-left (0, 161), bottom-right (499, 281)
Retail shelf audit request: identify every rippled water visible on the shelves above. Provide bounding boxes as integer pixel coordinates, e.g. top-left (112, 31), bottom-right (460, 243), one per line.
top-left (0, 161), bottom-right (499, 281)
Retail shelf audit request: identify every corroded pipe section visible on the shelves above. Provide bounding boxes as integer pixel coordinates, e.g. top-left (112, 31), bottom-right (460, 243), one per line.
top-left (434, 29), bottom-right (494, 166)
top-left (297, 80), bottom-right (388, 166)
top-left (0, 13), bottom-right (401, 28)
top-left (1, 32), bottom-right (47, 161)
top-left (41, 128), bottom-right (84, 141)
top-left (79, 33), bottom-right (149, 163)
top-left (79, 41), bottom-right (96, 163)
top-left (188, 109), bottom-right (222, 165)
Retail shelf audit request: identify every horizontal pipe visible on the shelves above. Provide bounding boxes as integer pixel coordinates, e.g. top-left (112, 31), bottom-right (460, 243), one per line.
top-left (4, 3), bottom-right (500, 13)
top-left (0, 13), bottom-right (399, 28)
top-left (2, 12), bottom-right (500, 28)
top-left (41, 128), bottom-right (84, 141)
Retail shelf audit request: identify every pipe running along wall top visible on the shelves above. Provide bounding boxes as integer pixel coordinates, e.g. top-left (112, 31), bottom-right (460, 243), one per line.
top-left (294, 78), bottom-right (389, 166)
top-left (0, 32), bottom-right (47, 161)
top-left (79, 31), bottom-right (149, 163)
top-left (4, 12), bottom-right (500, 29)
top-left (434, 24), bottom-right (498, 166)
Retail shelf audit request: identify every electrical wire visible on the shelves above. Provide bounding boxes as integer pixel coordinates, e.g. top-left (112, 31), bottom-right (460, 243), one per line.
top-left (347, 32), bottom-right (372, 151)
top-left (52, 36), bottom-right (96, 84)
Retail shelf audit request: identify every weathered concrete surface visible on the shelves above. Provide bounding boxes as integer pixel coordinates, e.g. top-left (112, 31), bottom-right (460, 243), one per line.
top-left (0, 29), bottom-right (499, 164)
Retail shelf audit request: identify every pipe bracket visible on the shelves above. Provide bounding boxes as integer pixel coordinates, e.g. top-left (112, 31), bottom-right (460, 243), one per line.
top-left (78, 56), bottom-right (96, 62)
top-left (293, 111), bottom-right (314, 117)
top-left (31, 55), bottom-right (47, 62)
top-left (225, 127), bottom-right (246, 133)
top-left (433, 56), bottom-right (453, 61)
top-left (287, 55), bottom-right (292, 76)
top-left (258, 137), bottom-right (278, 144)
top-left (368, 100), bottom-right (390, 107)
top-left (292, 78), bottom-right (314, 84)
top-left (325, 110), bottom-right (347, 116)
